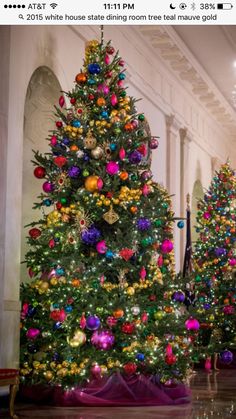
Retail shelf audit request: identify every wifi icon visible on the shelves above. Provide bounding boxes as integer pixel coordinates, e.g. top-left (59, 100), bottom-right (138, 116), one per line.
top-left (50, 3), bottom-right (58, 9)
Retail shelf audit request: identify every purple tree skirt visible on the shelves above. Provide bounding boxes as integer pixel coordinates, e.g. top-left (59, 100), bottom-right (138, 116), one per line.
top-left (20, 373), bottom-right (191, 406)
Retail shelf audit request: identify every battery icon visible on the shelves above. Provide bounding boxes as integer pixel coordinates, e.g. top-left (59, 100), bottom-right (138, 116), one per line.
top-left (217, 3), bottom-right (233, 9)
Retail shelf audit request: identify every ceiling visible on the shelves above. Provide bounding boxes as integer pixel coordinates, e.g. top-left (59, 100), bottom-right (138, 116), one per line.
top-left (173, 25), bottom-right (236, 111)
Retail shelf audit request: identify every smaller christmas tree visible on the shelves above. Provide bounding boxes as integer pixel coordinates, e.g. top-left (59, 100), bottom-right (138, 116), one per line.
top-left (193, 162), bottom-right (236, 360)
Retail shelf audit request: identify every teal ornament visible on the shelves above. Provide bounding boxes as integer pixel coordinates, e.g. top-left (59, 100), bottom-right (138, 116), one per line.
top-left (72, 120), bottom-right (81, 128)
top-left (177, 221), bottom-right (184, 229)
top-left (110, 143), bottom-right (117, 151)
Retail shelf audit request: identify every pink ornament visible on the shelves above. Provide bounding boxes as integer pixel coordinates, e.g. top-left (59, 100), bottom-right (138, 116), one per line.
top-left (59, 95), bottom-right (65, 107)
top-left (80, 313), bottom-right (86, 330)
top-left (141, 312), bottom-right (148, 323)
top-left (117, 80), bottom-right (123, 87)
top-left (103, 85), bottom-right (110, 95)
top-left (91, 364), bottom-right (102, 377)
top-left (100, 275), bottom-right (105, 285)
top-left (104, 54), bottom-right (110, 65)
top-left (142, 184), bottom-right (150, 196)
top-left (28, 268), bottom-right (35, 278)
top-left (49, 239), bottom-right (55, 248)
top-left (157, 255), bottom-right (163, 267)
top-left (96, 240), bottom-right (107, 254)
top-left (166, 343), bottom-right (173, 356)
top-left (43, 182), bottom-right (54, 193)
top-left (131, 120), bottom-right (138, 129)
top-left (58, 309), bottom-right (67, 322)
top-left (111, 94), bottom-right (118, 106)
top-left (229, 258), bottom-right (236, 267)
top-left (140, 266), bottom-right (146, 280)
top-left (97, 178), bottom-right (104, 190)
top-left (119, 60), bottom-right (125, 67)
top-left (119, 148), bottom-right (126, 160)
top-left (106, 161), bottom-right (119, 175)
top-left (203, 212), bottom-right (211, 220)
top-left (48, 269), bottom-right (56, 279)
top-left (51, 135), bottom-right (57, 146)
top-left (26, 328), bottom-right (40, 340)
top-left (21, 303), bottom-right (29, 319)
top-left (161, 239), bottom-right (174, 253)
top-left (204, 358), bottom-right (211, 371)
top-left (185, 317), bottom-right (200, 331)
top-left (91, 330), bottom-right (115, 350)
top-left (106, 316), bottom-right (118, 327)
top-left (223, 305), bottom-right (235, 315)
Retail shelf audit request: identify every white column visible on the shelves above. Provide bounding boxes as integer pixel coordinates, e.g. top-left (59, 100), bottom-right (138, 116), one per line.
top-left (165, 114), bottom-right (181, 272)
top-left (179, 127), bottom-right (192, 269)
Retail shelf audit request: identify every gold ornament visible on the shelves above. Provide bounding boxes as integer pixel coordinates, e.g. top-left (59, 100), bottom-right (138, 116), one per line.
top-left (126, 286), bottom-right (135, 296)
top-left (103, 206), bottom-right (119, 224)
top-left (44, 371), bottom-right (53, 381)
top-left (75, 209), bottom-right (92, 232)
top-left (91, 146), bottom-right (104, 160)
top-left (56, 173), bottom-right (70, 191)
top-left (83, 131), bottom-right (97, 150)
top-left (85, 175), bottom-right (99, 192)
top-left (67, 329), bottom-right (86, 348)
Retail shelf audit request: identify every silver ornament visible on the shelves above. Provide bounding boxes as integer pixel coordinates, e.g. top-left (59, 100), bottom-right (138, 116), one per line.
top-left (91, 146), bottom-right (104, 160)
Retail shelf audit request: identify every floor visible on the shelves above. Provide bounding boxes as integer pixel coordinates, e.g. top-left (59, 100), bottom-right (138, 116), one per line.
top-left (1, 370), bottom-right (236, 418)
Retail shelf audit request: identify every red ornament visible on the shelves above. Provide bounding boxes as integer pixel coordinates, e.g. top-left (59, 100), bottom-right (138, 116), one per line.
top-left (88, 94), bottom-right (95, 100)
top-left (137, 144), bottom-right (147, 156)
top-left (50, 309), bottom-right (67, 322)
top-left (56, 202), bottom-right (62, 210)
top-left (165, 354), bottom-right (177, 365)
top-left (56, 121), bottom-right (63, 128)
top-left (80, 313), bottom-right (86, 330)
top-left (123, 362), bottom-right (137, 375)
top-left (53, 156), bottom-right (67, 168)
top-left (141, 312), bottom-right (148, 323)
top-left (34, 166), bottom-right (46, 179)
top-left (49, 239), bottom-right (55, 248)
top-left (121, 322), bottom-right (135, 334)
top-left (106, 45), bottom-right (115, 55)
top-left (29, 228), bottom-right (41, 239)
top-left (105, 71), bottom-right (113, 78)
top-left (119, 248), bottom-right (134, 261)
top-left (70, 98), bottom-right (76, 105)
top-left (149, 294), bottom-right (156, 301)
top-left (59, 96), bottom-right (65, 107)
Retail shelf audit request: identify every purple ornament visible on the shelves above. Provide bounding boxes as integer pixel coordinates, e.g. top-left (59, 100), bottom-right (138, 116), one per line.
top-left (220, 350), bottom-right (233, 365)
top-left (68, 166), bottom-right (81, 178)
top-left (137, 217), bottom-right (151, 231)
top-left (91, 330), bottom-right (115, 350)
top-left (203, 303), bottom-right (211, 310)
top-left (129, 150), bottom-right (142, 164)
top-left (161, 239), bottom-right (174, 253)
top-left (42, 181), bottom-right (54, 193)
top-left (172, 291), bottom-right (185, 303)
top-left (86, 315), bottom-right (101, 331)
top-left (149, 138), bottom-right (159, 150)
top-left (81, 226), bottom-right (101, 245)
top-left (26, 328), bottom-right (40, 340)
top-left (215, 247), bottom-right (227, 257)
top-left (141, 170), bottom-right (152, 181)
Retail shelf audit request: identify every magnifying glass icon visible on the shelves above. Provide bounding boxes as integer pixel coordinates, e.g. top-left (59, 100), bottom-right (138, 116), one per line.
top-left (19, 14), bottom-right (24, 19)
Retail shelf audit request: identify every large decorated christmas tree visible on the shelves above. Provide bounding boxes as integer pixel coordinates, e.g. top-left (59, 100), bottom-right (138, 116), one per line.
top-left (193, 162), bottom-right (236, 360)
top-left (20, 39), bottom-right (194, 405)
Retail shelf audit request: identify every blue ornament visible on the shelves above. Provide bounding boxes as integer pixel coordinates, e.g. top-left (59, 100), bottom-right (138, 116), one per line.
top-left (203, 303), bottom-right (211, 310)
top-left (72, 120), bottom-right (81, 128)
top-left (27, 306), bottom-right (37, 317)
top-left (43, 199), bottom-right (52, 207)
top-left (88, 63), bottom-right (101, 75)
top-left (65, 305), bottom-right (73, 313)
top-left (56, 268), bottom-right (65, 276)
top-left (53, 322), bottom-right (62, 330)
top-left (119, 73), bottom-right (126, 80)
top-left (83, 154), bottom-right (90, 162)
top-left (86, 315), bottom-right (101, 330)
top-left (106, 250), bottom-right (114, 259)
top-left (136, 353), bottom-right (145, 361)
top-left (110, 143), bottom-right (117, 151)
top-left (62, 138), bottom-right (70, 145)
top-left (101, 111), bottom-right (108, 119)
top-left (52, 352), bottom-right (60, 361)
top-left (177, 221), bottom-right (184, 229)
top-left (88, 78), bottom-right (96, 85)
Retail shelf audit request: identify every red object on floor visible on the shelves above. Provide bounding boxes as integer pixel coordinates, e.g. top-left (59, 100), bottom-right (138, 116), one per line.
top-left (20, 373), bottom-right (191, 407)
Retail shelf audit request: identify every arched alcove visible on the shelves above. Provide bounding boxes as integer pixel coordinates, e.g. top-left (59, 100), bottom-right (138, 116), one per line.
top-left (21, 66), bottom-right (62, 282)
top-left (191, 179), bottom-right (204, 248)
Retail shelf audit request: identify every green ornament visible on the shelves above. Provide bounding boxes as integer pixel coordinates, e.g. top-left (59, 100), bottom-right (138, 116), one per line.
top-left (96, 307), bottom-right (104, 314)
top-left (114, 128), bottom-right (121, 135)
top-left (82, 169), bottom-right (90, 177)
top-left (154, 311), bottom-right (164, 320)
top-left (130, 174), bottom-right (138, 181)
top-left (92, 280), bottom-right (99, 289)
top-left (138, 114), bottom-right (145, 121)
top-left (60, 197), bottom-right (67, 205)
top-left (137, 129), bottom-right (145, 137)
top-left (162, 203), bottom-right (168, 209)
top-left (141, 238), bottom-right (150, 247)
top-left (154, 220), bottom-right (163, 227)
top-left (160, 266), bottom-right (167, 273)
top-left (120, 90), bottom-right (126, 97)
top-left (195, 275), bottom-right (201, 282)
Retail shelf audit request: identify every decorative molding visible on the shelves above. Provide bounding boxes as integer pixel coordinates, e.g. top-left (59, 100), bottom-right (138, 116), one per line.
top-left (4, 300), bottom-right (21, 312)
top-left (139, 26), bottom-right (236, 140)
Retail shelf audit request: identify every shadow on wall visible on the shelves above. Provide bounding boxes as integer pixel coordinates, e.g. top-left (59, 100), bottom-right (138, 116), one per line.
top-left (191, 179), bottom-right (204, 249)
top-left (21, 66), bottom-right (62, 283)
